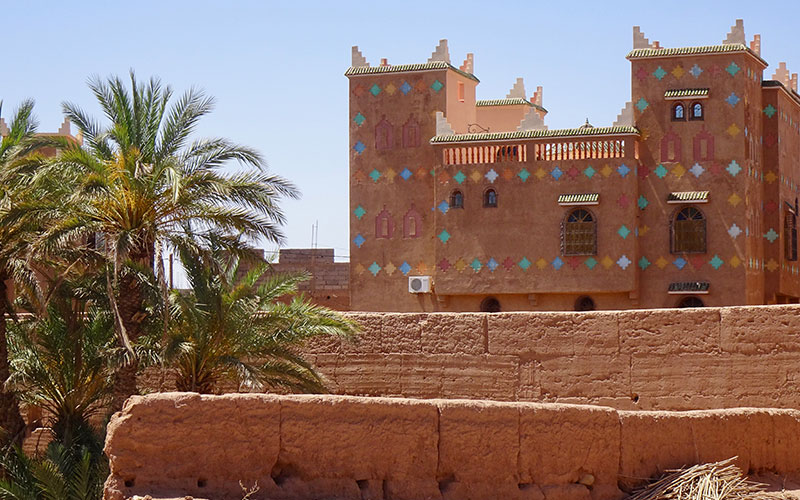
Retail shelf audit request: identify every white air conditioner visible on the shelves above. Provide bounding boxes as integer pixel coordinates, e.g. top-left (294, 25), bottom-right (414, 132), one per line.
top-left (408, 276), bottom-right (432, 293)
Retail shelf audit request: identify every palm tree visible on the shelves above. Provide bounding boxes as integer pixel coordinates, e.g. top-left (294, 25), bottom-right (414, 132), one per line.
top-left (0, 100), bottom-right (48, 446)
top-left (44, 72), bottom-right (299, 409)
top-left (165, 246), bottom-right (358, 394)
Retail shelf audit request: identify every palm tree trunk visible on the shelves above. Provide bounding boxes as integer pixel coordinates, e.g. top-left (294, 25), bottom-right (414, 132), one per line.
top-left (109, 269), bottom-right (146, 412)
top-left (0, 279), bottom-right (26, 447)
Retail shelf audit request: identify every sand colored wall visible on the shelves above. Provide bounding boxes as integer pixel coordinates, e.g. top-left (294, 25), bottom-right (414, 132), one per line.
top-left (302, 305), bottom-right (800, 410)
top-left (104, 392), bottom-right (800, 500)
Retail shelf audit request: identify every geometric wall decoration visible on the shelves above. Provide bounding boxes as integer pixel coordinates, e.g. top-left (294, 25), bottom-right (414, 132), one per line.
top-left (375, 206), bottom-right (394, 239)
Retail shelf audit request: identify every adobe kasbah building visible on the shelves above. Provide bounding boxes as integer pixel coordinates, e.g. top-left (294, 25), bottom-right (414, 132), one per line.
top-left (347, 20), bottom-right (800, 313)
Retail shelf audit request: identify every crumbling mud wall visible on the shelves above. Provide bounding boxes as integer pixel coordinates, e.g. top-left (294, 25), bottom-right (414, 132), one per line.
top-left (104, 393), bottom-right (800, 500)
top-left (300, 305), bottom-right (800, 410)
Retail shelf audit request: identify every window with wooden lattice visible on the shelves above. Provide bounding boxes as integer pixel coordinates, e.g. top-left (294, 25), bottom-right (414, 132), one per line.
top-left (671, 206), bottom-right (706, 253)
top-left (785, 208), bottom-right (797, 261)
top-left (562, 208), bottom-right (596, 255)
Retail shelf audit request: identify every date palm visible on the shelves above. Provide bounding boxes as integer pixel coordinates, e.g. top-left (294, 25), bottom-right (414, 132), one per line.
top-left (44, 72), bottom-right (299, 409)
top-left (165, 246), bottom-right (358, 394)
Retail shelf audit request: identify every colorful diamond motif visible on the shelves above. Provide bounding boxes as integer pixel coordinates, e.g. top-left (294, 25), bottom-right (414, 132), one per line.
top-left (764, 228), bottom-right (779, 243)
top-left (765, 171), bottom-right (777, 183)
top-left (601, 165), bottom-right (612, 177)
top-left (728, 223), bottom-right (742, 239)
top-left (368, 262), bottom-right (381, 276)
top-left (726, 160), bottom-right (741, 177)
top-left (726, 124), bottom-right (740, 136)
top-left (438, 259), bottom-right (450, 272)
top-left (585, 257), bottom-right (597, 270)
top-left (638, 165), bottom-right (650, 178)
top-left (689, 163), bottom-right (704, 178)
top-left (618, 164), bottom-right (631, 177)
top-left (354, 263), bottom-right (365, 275)
top-left (653, 66), bottom-right (667, 80)
top-left (672, 66), bottom-right (685, 79)
top-left (369, 84), bottom-right (381, 96)
top-left (400, 167), bottom-right (413, 181)
top-left (535, 168), bottom-right (547, 180)
top-left (384, 83), bottom-right (396, 95)
top-left (454, 259), bottom-right (466, 272)
top-left (672, 164), bottom-right (686, 178)
top-left (453, 171), bottom-right (466, 184)
top-left (486, 258), bottom-right (499, 272)
top-left (385, 168), bottom-right (396, 182)
top-left (766, 259), bottom-right (779, 272)
top-left (689, 64), bottom-right (703, 78)
top-left (764, 104), bottom-right (777, 118)
top-left (470, 170), bottom-right (482, 183)
top-left (485, 168), bottom-right (499, 183)
top-left (431, 80), bottom-right (444, 92)
top-left (710, 255), bottom-right (724, 270)
top-left (354, 205), bottom-right (366, 219)
top-left (728, 193), bottom-right (742, 207)
top-left (384, 262), bottom-right (396, 275)
top-left (369, 169), bottom-right (381, 182)
top-left (639, 256), bottom-right (650, 270)
top-left (400, 81), bottom-right (412, 95)
top-left (726, 93), bottom-right (740, 107)
top-left (438, 230), bottom-right (451, 243)
top-left (552, 257), bottom-right (564, 270)
top-left (726, 62), bottom-right (740, 76)
top-left (673, 257), bottom-right (687, 270)
top-left (656, 257), bottom-right (668, 269)
top-left (618, 225), bottom-right (631, 239)
top-left (353, 112), bottom-right (366, 126)
top-left (567, 166), bottom-right (579, 179)
top-left (354, 234), bottom-right (366, 248)
top-left (584, 166), bottom-right (596, 178)
top-left (637, 195), bottom-right (649, 209)
top-left (536, 258), bottom-right (548, 270)
top-left (437, 200), bottom-right (449, 214)
top-left (470, 258), bottom-right (482, 272)
top-left (399, 261), bottom-right (411, 275)
top-left (567, 257), bottom-right (581, 270)
top-left (601, 256), bottom-right (614, 269)
top-left (617, 194), bottom-right (630, 209)
top-left (519, 257), bottom-right (531, 270)
top-left (518, 168), bottom-right (530, 182)
top-left (639, 225), bottom-right (650, 236)
top-left (617, 255), bottom-right (631, 270)
top-left (635, 97), bottom-right (649, 112)
top-left (354, 141), bottom-right (366, 154)
top-left (550, 167), bottom-right (562, 180)
top-left (730, 255), bottom-right (741, 268)
top-left (655, 164), bottom-right (668, 178)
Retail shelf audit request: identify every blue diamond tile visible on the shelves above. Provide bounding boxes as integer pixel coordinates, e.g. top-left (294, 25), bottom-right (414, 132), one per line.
top-left (584, 166), bottom-right (596, 178)
top-left (726, 92), bottom-right (740, 107)
top-left (673, 257), bottom-right (687, 270)
top-left (453, 171), bottom-right (466, 184)
top-left (400, 81), bottom-right (412, 95)
top-left (637, 195), bottom-right (649, 209)
top-left (728, 223), bottom-right (742, 239)
top-left (689, 64), bottom-right (703, 78)
top-left (485, 168), bottom-right (499, 183)
top-left (368, 262), bottom-right (381, 276)
top-left (635, 98), bottom-right (649, 112)
top-left (710, 255), bottom-right (724, 269)
top-left (369, 84), bottom-right (381, 96)
top-left (354, 205), bottom-right (366, 220)
top-left (585, 257), bottom-right (597, 270)
top-left (764, 104), bottom-right (777, 118)
top-left (689, 163), bottom-right (705, 178)
top-left (487, 258), bottom-right (499, 272)
top-left (764, 228), bottom-right (779, 243)
top-left (653, 66), bottom-right (667, 80)
top-left (400, 167), bottom-right (413, 181)
top-left (369, 169), bottom-right (381, 182)
top-left (617, 255), bottom-right (631, 270)
top-left (618, 225), bottom-right (631, 239)
top-left (438, 230), bottom-right (451, 243)
top-left (437, 200), bottom-right (449, 214)
top-left (399, 261), bottom-right (411, 275)
top-left (655, 164), bottom-right (668, 179)
top-left (726, 160), bottom-right (741, 177)
top-left (470, 258), bottom-right (482, 272)
top-left (726, 62), bottom-right (740, 76)
top-left (638, 256), bottom-right (650, 270)
top-left (354, 141), bottom-right (366, 154)
top-left (551, 166), bottom-right (563, 180)
top-left (617, 164), bottom-right (631, 177)
top-left (431, 80), bottom-right (444, 92)
top-left (518, 168), bottom-right (530, 182)
top-left (552, 257), bottom-right (564, 270)
top-left (354, 234), bottom-right (366, 248)
top-left (353, 112), bottom-right (366, 126)
top-left (518, 257), bottom-right (531, 270)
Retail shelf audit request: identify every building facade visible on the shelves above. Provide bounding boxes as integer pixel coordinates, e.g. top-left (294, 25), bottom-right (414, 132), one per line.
top-left (347, 21), bottom-right (800, 312)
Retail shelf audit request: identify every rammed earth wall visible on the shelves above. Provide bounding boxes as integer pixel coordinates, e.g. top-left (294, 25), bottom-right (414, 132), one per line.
top-left (300, 304), bottom-right (800, 410)
top-left (104, 393), bottom-right (800, 500)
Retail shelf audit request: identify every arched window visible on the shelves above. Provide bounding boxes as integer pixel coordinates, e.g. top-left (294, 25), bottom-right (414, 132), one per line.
top-left (672, 103), bottom-right (685, 121)
top-left (677, 296), bottom-right (704, 308)
top-left (402, 116), bottom-right (421, 148)
top-left (671, 206), bottom-right (706, 254)
top-left (403, 205), bottom-right (422, 238)
top-left (450, 190), bottom-right (464, 209)
top-left (375, 116), bottom-right (393, 150)
top-left (562, 208), bottom-right (597, 256)
top-left (483, 188), bottom-right (497, 208)
top-left (375, 206), bottom-right (394, 239)
top-left (785, 206), bottom-right (797, 261)
top-left (480, 296), bottom-right (501, 312)
top-left (690, 102), bottom-right (704, 120)
top-left (575, 296), bottom-right (596, 311)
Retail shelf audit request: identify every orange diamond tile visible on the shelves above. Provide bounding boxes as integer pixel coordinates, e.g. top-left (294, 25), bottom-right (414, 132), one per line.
top-left (454, 258), bottom-right (467, 272)
top-left (385, 168), bottom-right (396, 182)
top-left (384, 83), bottom-right (396, 95)
top-left (766, 259), bottom-right (779, 272)
top-left (354, 263), bottom-right (365, 274)
top-left (535, 168), bottom-right (547, 180)
top-left (383, 262), bottom-right (396, 276)
top-left (728, 193), bottom-right (742, 207)
top-left (656, 257), bottom-right (668, 269)
top-left (470, 170), bottom-right (482, 182)
top-left (765, 171), bottom-right (777, 183)
top-left (727, 123), bottom-right (740, 136)
top-left (601, 256), bottom-right (614, 269)
top-left (502, 168), bottom-right (515, 180)
top-left (536, 258), bottom-right (548, 270)
top-left (729, 255), bottom-right (741, 268)
top-left (601, 165), bottom-right (612, 177)
top-left (639, 225), bottom-right (650, 236)
top-left (671, 65), bottom-right (685, 79)
top-left (672, 163), bottom-right (685, 179)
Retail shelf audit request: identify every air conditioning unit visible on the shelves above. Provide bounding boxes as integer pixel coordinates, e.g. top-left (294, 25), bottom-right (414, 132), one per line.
top-left (408, 276), bottom-right (432, 293)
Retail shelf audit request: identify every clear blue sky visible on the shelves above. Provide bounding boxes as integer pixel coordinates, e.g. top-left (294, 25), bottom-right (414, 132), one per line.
top-left (3, 1), bottom-right (800, 262)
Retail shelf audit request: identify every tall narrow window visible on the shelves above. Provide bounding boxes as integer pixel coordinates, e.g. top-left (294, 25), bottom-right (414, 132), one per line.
top-left (450, 190), bottom-right (464, 209)
top-left (671, 206), bottom-right (706, 253)
top-left (672, 103), bottom-right (685, 121)
top-left (402, 116), bottom-right (421, 148)
top-left (690, 102), bottom-right (704, 120)
top-left (375, 206), bottom-right (394, 239)
top-left (785, 207), bottom-right (797, 261)
top-left (483, 188), bottom-right (498, 208)
top-left (375, 116), bottom-right (393, 150)
top-left (457, 82), bottom-right (465, 102)
top-left (661, 131), bottom-right (682, 162)
top-left (403, 205), bottom-right (422, 238)
top-left (562, 208), bottom-right (596, 256)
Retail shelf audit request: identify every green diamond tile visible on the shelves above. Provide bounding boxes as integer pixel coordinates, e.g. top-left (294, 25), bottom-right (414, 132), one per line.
top-left (709, 255), bottom-right (724, 269)
top-left (353, 112), bottom-right (366, 126)
top-left (518, 168), bottom-right (531, 182)
top-left (585, 257), bottom-right (597, 270)
top-left (453, 171), bottom-right (466, 184)
top-left (653, 66), bottom-right (667, 80)
top-left (636, 97), bottom-right (649, 112)
top-left (618, 225), bottom-right (631, 239)
top-left (655, 164), bottom-right (668, 178)
top-left (637, 195), bottom-right (649, 209)
top-left (354, 205), bottom-right (366, 220)
top-left (764, 104), bottom-right (777, 118)
top-left (518, 257), bottom-right (531, 270)
top-left (431, 80), bottom-right (444, 92)
top-left (639, 256), bottom-right (650, 270)
top-left (470, 258), bottom-right (482, 272)
top-left (584, 166), bottom-right (596, 178)
top-left (369, 84), bottom-right (381, 96)
top-left (726, 62), bottom-right (740, 76)
top-left (438, 229), bottom-right (451, 244)
top-left (369, 169), bottom-right (381, 182)
top-left (368, 262), bottom-right (381, 276)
